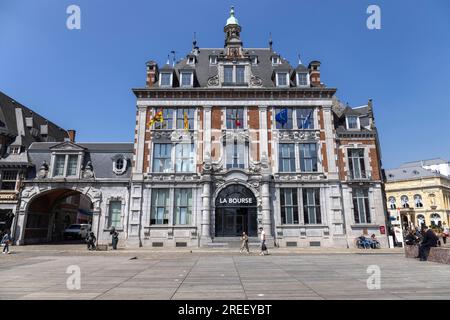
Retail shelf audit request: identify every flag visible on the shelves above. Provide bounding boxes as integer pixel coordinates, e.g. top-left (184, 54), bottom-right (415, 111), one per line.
top-left (302, 110), bottom-right (313, 129)
top-left (184, 112), bottom-right (189, 131)
top-left (275, 109), bottom-right (288, 127)
top-left (235, 110), bottom-right (241, 128)
top-left (147, 109), bottom-right (164, 127)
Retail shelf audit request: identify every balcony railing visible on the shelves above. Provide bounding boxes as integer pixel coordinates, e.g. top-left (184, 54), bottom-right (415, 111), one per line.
top-left (348, 170), bottom-right (371, 181)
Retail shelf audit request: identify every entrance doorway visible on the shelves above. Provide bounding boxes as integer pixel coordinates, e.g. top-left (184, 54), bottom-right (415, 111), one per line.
top-left (24, 189), bottom-right (93, 244)
top-left (215, 184), bottom-right (257, 237)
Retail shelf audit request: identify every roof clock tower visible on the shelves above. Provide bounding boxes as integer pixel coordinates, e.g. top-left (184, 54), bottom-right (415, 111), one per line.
top-left (224, 6), bottom-right (243, 59)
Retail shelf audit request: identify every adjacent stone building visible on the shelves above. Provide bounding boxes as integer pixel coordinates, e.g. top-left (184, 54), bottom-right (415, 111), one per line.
top-left (0, 91), bottom-right (68, 234)
top-left (385, 159), bottom-right (450, 231)
top-left (128, 8), bottom-right (388, 248)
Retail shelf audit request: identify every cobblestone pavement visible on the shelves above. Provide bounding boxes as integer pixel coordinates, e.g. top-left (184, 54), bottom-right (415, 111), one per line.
top-left (1, 246), bottom-right (449, 300)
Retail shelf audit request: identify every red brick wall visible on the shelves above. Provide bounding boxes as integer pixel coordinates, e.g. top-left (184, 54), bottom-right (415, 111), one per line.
top-left (212, 107), bottom-right (222, 129)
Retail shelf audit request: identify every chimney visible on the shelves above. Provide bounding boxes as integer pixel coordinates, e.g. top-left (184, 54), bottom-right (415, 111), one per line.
top-left (68, 130), bottom-right (76, 142)
top-left (308, 61), bottom-right (321, 87)
top-left (146, 61), bottom-right (159, 87)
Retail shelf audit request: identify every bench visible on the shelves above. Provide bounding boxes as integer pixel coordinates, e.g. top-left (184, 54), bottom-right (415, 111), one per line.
top-left (404, 245), bottom-right (450, 264)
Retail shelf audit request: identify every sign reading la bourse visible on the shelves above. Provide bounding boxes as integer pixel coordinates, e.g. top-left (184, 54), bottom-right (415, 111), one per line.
top-left (218, 196), bottom-right (253, 205)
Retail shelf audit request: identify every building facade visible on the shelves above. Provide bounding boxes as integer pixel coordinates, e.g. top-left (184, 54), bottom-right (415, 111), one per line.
top-left (0, 91), bottom-right (68, 234)
top-left (385, 159), bottom-right (450, 232)
top-left (127, 8), bottom-right (388, 248)
top-left (14, 140), bottom-right (133, 245)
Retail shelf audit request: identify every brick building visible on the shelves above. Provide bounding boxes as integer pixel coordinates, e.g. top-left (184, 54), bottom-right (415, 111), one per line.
top-left (127, 7), bottom-right (388, 248)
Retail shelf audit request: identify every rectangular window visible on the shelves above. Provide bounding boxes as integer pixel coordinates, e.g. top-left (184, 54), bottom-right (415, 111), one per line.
top-left (176, 108), bottom-right (195, 130)
top-left (236, 66), bottom-right (245, 84)
top-left (303, 188), bottom-right (321, 224)
top-left (347, 116), bottom-right (359, 129)
top-left (174, 189), bottom-right (192, 225)
top-left (226, 107), bottom-right (244, 129)
top-left (226, 138), bottom-right (246, 169)
top-left (224, 66), bottom-right (233, 83)
top-left (66, 155), bottom-right (78, 176)
top-left (353, 188), bottom-right (371, 224)
top-left (108, 201), bottom-right (122, 228)
top-left (151, 189), bottom-right (169, 224)
top-left (160, 73), bottom-right (172, 86)
top-left (152, 144), bottom-right (172, 173)
top-left (280, 188), bottom-right (299, 224)
top-left (297, 73), bottom-right (308, 86)
top-left (0, 170), bottom-right (18, 190)
top-left (209, 56), bottom-right (217, 64)
top-left (300, 144), bottom-right (318, 172)
top-left (181, 72), bottom-right (192, 86)
top-left (53, 155), bottom-right (65, 176)
top-left (275, 108), bottom-right (293, 129)
top-left (175, 143), bottom-right (195, 172)
top-left (348, 148), bottom-right (366, 179)
top-left (277, 73), bottom-right (288, 86)
top-left (154, 108), bottom-right (173, 130)
top-left (278, 144), bottom-right (296, 172)
top-left (297, 108), bottom-right (314, 129)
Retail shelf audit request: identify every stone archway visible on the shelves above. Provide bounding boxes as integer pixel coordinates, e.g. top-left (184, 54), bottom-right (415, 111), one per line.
top-left (214, 184), bottom-right (258, 237)
top-left (15, 185), bottom-right (102, 245)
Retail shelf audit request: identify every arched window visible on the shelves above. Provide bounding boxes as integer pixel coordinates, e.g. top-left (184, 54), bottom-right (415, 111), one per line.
top-left (388, 196), bottom-right (396, 209)
top-left (417, 214), bottom-right (425, 228)
top-left (401, 195), bottom-right (409, 208)
top-left (414, 194), bottom-right (423, 208)
top-left (430, 213), bottom-right (442, 227)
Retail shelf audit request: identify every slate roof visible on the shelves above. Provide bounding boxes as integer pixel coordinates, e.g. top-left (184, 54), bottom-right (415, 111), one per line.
top-left (150, 48), bottom-right (305, 88)
top-left (0, 91), bottom-right (68, 145)
top-left (385, 165), bottom-right (446, 182)
top-left (27, 142), bottom-right (134, 180)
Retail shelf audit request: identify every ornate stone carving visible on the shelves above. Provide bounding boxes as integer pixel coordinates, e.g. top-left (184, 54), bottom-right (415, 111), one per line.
top-left (250, 75), bottom-right (263, 87)
top-left (22, 186), bottom-right (40, 199)
top-left (37, 161), bottom-right (49, 179)
top-left (203, 151), bottom-right (212, 172)
top-left (207, 74), bottom-right (219, 87)
top-left (277, 130), bottom-right (320, 142)
top-left (261, 152), bottom-right (269, 170)
top-left (82, 161), bottom-right (95, 179)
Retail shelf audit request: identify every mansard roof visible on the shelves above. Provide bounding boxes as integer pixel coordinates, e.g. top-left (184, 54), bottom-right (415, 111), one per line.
top-left (0, 91), bottom-right (68, 145)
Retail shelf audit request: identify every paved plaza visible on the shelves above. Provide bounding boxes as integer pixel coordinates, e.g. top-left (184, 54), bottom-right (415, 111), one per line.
top-left (1, 247), bottom-right (450, 300)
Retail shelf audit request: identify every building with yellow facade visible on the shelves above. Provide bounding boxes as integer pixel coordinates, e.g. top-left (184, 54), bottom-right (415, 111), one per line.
top-left (385, 159), bottom-right (450, 232)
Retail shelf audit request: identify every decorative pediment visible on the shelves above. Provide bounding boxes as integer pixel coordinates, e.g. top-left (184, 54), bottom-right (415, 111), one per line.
top-left (49, 141), bottom-right (86, 152)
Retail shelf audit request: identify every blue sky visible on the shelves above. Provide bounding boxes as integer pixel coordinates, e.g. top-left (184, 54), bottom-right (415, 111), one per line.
top-left (0, 0), bottom-right (449, 169)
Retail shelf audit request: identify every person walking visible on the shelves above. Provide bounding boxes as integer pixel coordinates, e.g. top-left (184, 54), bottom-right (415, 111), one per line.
top-left (240, 232), bottom-right (250, 254)
top-left (418, 225), bottom-right (439, 261)
top-left (259, 227), bottom-right (268, 256)
top-left (86, 232), bottom-right (96, 251)
top-left (110, 227), bottom-right (119, 250)
top-left (1, 230), bottom-right (12, 254)
top-left (442, 228), bottom-right (449, 245)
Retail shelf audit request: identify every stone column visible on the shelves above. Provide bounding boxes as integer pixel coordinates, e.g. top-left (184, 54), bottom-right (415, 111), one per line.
top-left (258, 106), bottom-right (269, 161)
top-left (322, 105), bottom-right (338, 179)
top-left (134, 106), bottom-right (148, 179)
top-left (201, 175), bottom-right (212, 244)
top-left (261, 176), bottom-right (272, 237)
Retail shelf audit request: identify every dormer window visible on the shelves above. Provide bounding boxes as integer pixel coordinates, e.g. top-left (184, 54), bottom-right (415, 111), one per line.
top-left (209, 56), bottom-right (217, 65)
top-left (276, 72), bottom-right (289, 87)
top-left (113, 155), bottom-right (128, 175)
top-left (159, 73), bottom-right (172, 87)
top-left (271, 56), bottom-right (280, 65)
top-left (297, 73), bottom-right (309, 87)
top-left (180, 72), bottom-right (193, 87)
top-left (346, 116), bottom-right (360, 130)
top-left (10, 146), bottom-right (21, 154)
top-left (222, 65), bottom-right (247, 86)
top-left (52, 154), bottom-right (79, 177)
top-left (187, 56), bottom-right (196, 65)
top-left (251, 56), bottom-right (258, 65)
